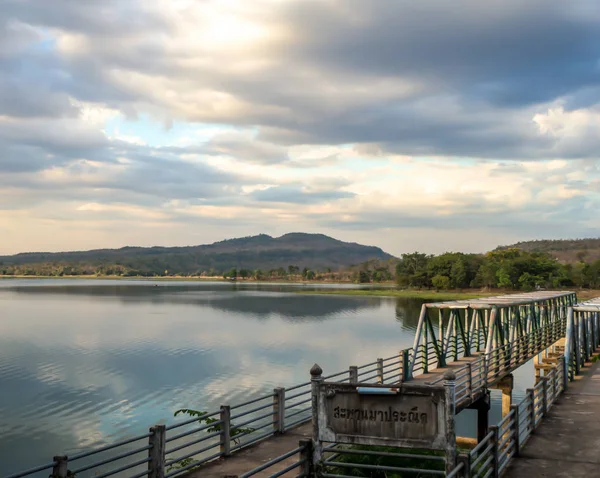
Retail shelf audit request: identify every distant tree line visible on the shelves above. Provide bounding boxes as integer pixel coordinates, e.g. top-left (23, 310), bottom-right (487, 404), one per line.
top-left (394, 249), bottom-right (600, 291)
top-left (2, 248), bottom-right (600, 290)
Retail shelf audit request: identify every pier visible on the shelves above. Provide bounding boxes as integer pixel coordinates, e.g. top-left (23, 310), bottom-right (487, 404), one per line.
top-left (8, 291), bottom-right (600, 478)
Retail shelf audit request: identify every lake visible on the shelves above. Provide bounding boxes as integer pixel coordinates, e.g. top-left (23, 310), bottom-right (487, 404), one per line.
top-left (0, 279), bottom-right (536, 475)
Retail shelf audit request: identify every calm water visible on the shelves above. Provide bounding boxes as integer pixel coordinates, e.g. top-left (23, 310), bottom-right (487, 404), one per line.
top-left (0, 280), bottom-right (535, 474)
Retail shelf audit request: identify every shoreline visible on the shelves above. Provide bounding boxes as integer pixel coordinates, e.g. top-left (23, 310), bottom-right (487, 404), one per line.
top-left (1, 275), bottom-right (598, 300)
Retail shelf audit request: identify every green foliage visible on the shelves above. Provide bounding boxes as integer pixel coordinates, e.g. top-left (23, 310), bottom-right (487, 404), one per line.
top-left (395, 252), bottom-right (430, 287)
top-left (168, 408), bottom-right (256, 471)
top-left (0, 233), bottom-right (393, 278)
top-left (431, 274), bottom-right (451, 290)
top-left (357, 270), bottom-right (371, 283)
top-left (4, 233), bottom-right (600, 291)
top-left (327, 445), bottom-right (444, 477)
top-left (166, 457), bottom-right (199, 473)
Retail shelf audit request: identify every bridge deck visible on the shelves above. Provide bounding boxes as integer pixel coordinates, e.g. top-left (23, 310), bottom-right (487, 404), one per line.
top-left (184, 356), bottom-right (489, 478)
top-left (186, 423), bottom-right (311, 478)
top-left (505, 354), bottom-right (600, 478)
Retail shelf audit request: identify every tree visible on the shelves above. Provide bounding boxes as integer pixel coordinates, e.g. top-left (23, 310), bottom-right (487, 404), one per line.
top-left (518, 272), bottom-right (543, 291)
top-left (496, 267), bottom-right (513, 288)
top-left (395, 252), bottom-right (430, 287)
top-left (358, 270), bottom-right (371, 283)
top-left (450, 259), bottom-right (467, 289)
top-left (253, 269), bottom-right (264, 280)
top-left (431, 274), bottom-right (451, 290)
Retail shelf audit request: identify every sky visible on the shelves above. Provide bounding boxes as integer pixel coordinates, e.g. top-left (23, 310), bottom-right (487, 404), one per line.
top-left (1, 0), bottom-right (600, 256)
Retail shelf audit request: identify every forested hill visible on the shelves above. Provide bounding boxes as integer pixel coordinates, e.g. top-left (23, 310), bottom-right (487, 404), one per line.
top-left (496, 238), bottom-right (600, 263)
top-left (0, 233), bottom-right (393, 277)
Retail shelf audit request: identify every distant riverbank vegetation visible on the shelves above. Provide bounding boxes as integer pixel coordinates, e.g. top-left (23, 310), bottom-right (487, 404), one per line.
top-left (2, 248), bottom-right (600, 292)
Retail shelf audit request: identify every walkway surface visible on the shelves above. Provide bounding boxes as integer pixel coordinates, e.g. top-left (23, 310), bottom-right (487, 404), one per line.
top-left (185, 357), bottom-right (486, 478)
top-left (187, 424), bottom-right (311, 478)
top-left (505, 357), bottom-right (600, 478)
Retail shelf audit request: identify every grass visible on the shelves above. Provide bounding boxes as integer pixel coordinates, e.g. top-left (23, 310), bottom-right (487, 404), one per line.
top-left (296, 288), bottom-right (494, 300)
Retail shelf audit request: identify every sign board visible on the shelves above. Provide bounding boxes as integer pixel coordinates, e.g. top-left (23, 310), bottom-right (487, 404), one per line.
top-left (317, 382), bottom-right (449, 449)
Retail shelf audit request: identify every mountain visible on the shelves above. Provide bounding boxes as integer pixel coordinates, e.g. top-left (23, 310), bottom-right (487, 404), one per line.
top-left (0, 233), bottom-right (394, 276)
top-left (496, 238), bottom-right (600, 263)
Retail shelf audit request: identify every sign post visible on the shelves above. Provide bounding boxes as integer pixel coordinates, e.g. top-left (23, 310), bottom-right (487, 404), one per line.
top-left (310, 364), bottom-right (457, 476)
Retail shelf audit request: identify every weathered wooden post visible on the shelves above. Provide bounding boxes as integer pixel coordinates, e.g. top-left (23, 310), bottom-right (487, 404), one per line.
top-left (510, 404), bottom-right (520, 457)
top-left (349, 365), bottom-right (358, 384)
top-left (299, 439), bottom-right (314, 478)
top-left (52, 456), bottom-right (68, 478)
top-left (148, 424), bottom-right (165, 478)
top-left (376, 358), bottom-right (384, 383)
top-left (220, 405), bottom-right (231, 456)
top-left (443, 370), bottom-right (457, 475)
top-left (273, 387), bottom-right (285, 434)
top-left (310, 363), bottom-right (324, 466)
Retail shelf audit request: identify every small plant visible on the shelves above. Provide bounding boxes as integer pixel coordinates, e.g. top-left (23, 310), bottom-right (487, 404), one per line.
top-left (166, 457), bottom-right (199, 473)
top-left (166, 408), bottom-right (256, 472)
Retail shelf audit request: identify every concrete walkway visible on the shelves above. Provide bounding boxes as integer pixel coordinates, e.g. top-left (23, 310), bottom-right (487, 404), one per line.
top-left (186, 424), bottom-right (311, 478)
top-left (505, 357), bottom-right (600, 478)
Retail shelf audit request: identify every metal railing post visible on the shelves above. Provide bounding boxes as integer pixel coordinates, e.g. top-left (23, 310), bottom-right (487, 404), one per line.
top-left (402, 349), bottom-right (411, 381)
top-left (52, 456), bottom-right (68, 478)
top-left (467, 362), bottom-right (473, 399)
top-left (443, 370), bottom-right (457, 475)
top-left (526, 388), bottom-right (536, 431)
top-left (220, 405), bottom-right (231, 456)
top-left (510, 404), bottom-right (520, 457)
top-left (349, 365), bottom-right (358, 384)
top-left (376, 358), bottom-right (384, 383)
top-left (273, 387), bottom-right (286, 434)
top-left (574, 312), bottom-right (581, 375)
top-left (457, 453), bottom-right (471, 478)
top-left (490, 425), bottom-right (500, 478)
top-left (542, 377), bottom-right (548, 417)
top-left (311, 364), bottom-right (324, 466)
top-left (148, 425), bottom-right (165, 478)
top-left (565, 306), bottom-right (574, 382)
top-left (299, 439), bottom-right (314, 478)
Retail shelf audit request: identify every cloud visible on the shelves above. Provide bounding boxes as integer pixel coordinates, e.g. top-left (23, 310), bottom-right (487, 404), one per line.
top-left (250, 185), bottom-right (355, 204)
top-left (169, 131), bottom-right (290, 165)
top-left (1, 0), bottom-right (600, 255)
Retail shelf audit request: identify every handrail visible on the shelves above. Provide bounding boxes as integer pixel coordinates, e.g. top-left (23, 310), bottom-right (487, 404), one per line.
top-left (8, 293), bottom-right (597, 478)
